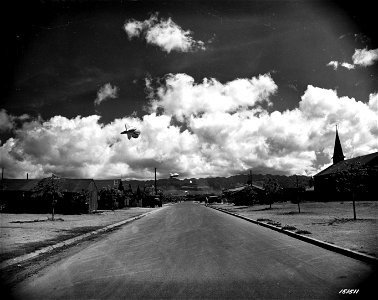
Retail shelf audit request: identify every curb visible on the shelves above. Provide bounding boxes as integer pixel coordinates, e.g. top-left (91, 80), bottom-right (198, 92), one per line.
top-left (209, 205), bottom-right (378, 265)
top-left (0, 207), bottom-right (165, 270)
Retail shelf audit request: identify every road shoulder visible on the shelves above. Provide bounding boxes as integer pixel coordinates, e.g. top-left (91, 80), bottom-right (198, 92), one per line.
top-left (209, 205), bottom-right (378, 265)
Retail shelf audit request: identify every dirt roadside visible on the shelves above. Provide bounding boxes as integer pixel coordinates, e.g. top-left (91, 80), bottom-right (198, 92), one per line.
top-left (210, 201), bottom-right (378, 258)
top-left (0, 206), bottom-right (167, 290)
top-left (0, 223), bottom-right (129, 294)
top-left (0, 207), bottom-right (158, 263)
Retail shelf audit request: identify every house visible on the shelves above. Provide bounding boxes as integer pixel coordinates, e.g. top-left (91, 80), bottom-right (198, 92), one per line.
top-left (207, 195), bottom-right (221, 203)
top-left (279, 187), bottom-right (306, 202)
top-left (59, 179), bottom-right (98, 213)
top-left (314, 128), bottom-right (378, 201)
top-left (0, 178), bottom-right (98, 213)
top-left (0, 179), bottom-right (40, 212)
top-left (222, 184), bottom-right (265, 205)
top-left (95, 179), bottom-right (123, 191)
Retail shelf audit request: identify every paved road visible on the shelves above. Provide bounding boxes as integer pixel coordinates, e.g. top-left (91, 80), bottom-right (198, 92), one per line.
top-left (9, 202), bottom-right (376, 299)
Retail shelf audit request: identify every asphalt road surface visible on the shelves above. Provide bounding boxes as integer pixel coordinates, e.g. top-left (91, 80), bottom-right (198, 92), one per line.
top-left (8, 202), bottom-right (377, 299)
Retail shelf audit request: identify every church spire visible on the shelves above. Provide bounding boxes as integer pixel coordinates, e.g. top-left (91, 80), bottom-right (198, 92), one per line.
top-left (332, 125), bottom-right (345, 164)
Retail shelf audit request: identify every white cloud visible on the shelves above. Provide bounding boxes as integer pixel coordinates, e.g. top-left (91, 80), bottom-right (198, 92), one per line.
top-left (123, 20), bottom-right (144, 39)
top-left (327, 61), bottom-right (339, 70)
top-left (148, 73), bottom-right (277, 121)
top-left (94, 83), bottom-right (119, 106)
top-left (352, 48), bottom-right (378, 66)
top-left (369, 93), bottom-right (378, 111)
top-left (0, 109), bottom-right (31, 132)
top-left (123, 13), bottom-right (205, 53)
top-left (327, 61), bottom-right (355, 70)
top-left (340, 62), bottom-right (355, 70)
top-left (0, 109), bottom-right (14, 131)
top-left (0, 137), bottom-right (47, 178)
top-left (327, 48), bottom-right (378, 71)
top-left (1, 75), bottom-right (377, 179)
top-left (145, 18), bottom-right (205, 53)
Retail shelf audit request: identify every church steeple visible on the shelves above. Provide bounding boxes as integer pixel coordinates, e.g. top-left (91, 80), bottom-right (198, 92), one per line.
top-left (332, 125), bottom-right (345, 164)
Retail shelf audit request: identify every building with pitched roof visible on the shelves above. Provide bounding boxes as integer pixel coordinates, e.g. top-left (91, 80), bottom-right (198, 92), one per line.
top-left (0, 179), bottom-right (40, 212)
top-left (332, 126), bottom-right (345, 165)
top-left (222, 184), bottom-right (265, 205)
top-left (314, 129), bottom-right (378, 201)
top-left (59, 178), bottom-right (98, 213)
top-left (94, 179), bottom-right (123, 191)
top-left (0, 178), bottom-right (98, 213)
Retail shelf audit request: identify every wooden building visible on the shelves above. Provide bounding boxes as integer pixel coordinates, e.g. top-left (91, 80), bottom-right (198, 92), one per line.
top-left (0, 179), bottom-right (40, 212)
top-left (0, 178), bottom-right (98, 213)
top-left (222, 184), bottom-right (265, 205)
top-left (59, 179), bottom-right (98, 213)
top-left (314, 129), bottom-right (378, 201)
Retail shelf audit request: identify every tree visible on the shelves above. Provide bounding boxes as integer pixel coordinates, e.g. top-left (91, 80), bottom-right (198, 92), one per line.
top-left (308, 177), bottom-right (314, 188)
top-left (333, 162), bottom-right (374, 220)
top-left (134, 185), bottom-right (142, 207)
top-left (122, 184), bottom-right (133, 207)
top-left (291, 175), bottom-right (304, 213)
top-left (136, 185), bottom-right (142, 198)
top-left (98, 186), bottom-right (123, 210)
top-left (70, 189), bottom-right (91, 214)
top-left (263, 177), bottom-right (281, 209)
top-left (143, 185), bottom-right (155, 196)
top-left (32, 175), bottom-right (63, 220)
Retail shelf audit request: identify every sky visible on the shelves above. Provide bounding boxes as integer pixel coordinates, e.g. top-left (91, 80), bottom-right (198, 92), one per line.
top-left (1, 0), bottom-right (377, 180)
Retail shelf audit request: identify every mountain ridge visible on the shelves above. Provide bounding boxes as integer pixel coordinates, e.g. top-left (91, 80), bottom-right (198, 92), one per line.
top-left (121, 173), bottom-right (312, 194)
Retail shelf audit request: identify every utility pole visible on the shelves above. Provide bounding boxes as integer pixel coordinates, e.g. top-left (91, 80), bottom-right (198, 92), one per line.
top-left (296, 175), bottom-right (301, 213)
top-left (154, 168), bottom-right (157, 195)
top-left (51, 173), bottom-right (55, 221)
top-left (1, 167), bottom-right (3, 180)
top-left (250, 170), bottom-right (253, 186)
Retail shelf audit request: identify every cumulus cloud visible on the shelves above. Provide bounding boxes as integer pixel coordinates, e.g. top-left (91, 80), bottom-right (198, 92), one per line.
top-left (327, 61), bottom-right (339, 70)
top-left (1, 74), bottom-right (377, 179)
top-left (352, 48), bottom-right (378, 66)
top-left (148, 73), bottom-right (277, 121)
top-left (123, 20), bottom-right (145, 39)
top-left (123, 13), bottom-right (205, 53)
top-left (340, 62), bottom-right (355, 70)
top-left (369, 92), bottom-right (378, 111)
top-left (0, 109), bottom-right (14, 131)
top-left (94, 83), bottom-right (119, 106)
top-left (327, 61), bottom-right (355, 70)
top-left (327, 48), bottom-right (378, 70)
top-left (0, 109), bottom-right (30, 132)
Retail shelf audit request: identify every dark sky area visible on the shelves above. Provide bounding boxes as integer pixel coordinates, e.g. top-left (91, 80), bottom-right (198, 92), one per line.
top-left (1, 0), bottom-right (377, 179)
top-left (3, 0), bottom-right (377, 123)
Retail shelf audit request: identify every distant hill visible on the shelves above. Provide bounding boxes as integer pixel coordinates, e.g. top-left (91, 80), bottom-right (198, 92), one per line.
top-left (122, 174), bottom-right (311, 195)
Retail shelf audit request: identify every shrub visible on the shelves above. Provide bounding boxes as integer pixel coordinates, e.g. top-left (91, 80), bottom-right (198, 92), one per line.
top-left (282, 225), bottom-right (297, 231)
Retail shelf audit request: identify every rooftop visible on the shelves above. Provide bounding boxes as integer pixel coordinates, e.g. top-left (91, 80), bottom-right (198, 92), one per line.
top-left (315, 152), bottom-right (378, 177)
top-left (1, 178), bottom-right (96, 193)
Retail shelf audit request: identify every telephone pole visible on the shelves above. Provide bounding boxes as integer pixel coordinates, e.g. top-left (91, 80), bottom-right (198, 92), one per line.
top-left (295, 175), bottom-right (300, 213)
top-left (154, 168), bottom-right (157, 195)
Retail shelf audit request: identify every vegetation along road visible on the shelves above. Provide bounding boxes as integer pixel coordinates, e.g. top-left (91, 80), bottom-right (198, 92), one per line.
top-left (6, 202), bottom-right (377, 299)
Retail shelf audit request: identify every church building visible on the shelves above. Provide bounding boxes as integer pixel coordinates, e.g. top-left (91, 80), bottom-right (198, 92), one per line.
top-left (313, 128), bottom-right (378, 201)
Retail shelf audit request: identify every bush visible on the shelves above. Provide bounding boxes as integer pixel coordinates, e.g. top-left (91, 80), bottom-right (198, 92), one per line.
top-left (98, 186), bottom-right (123, 210)
top-left (263, 177), bottom-right (281, 208)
